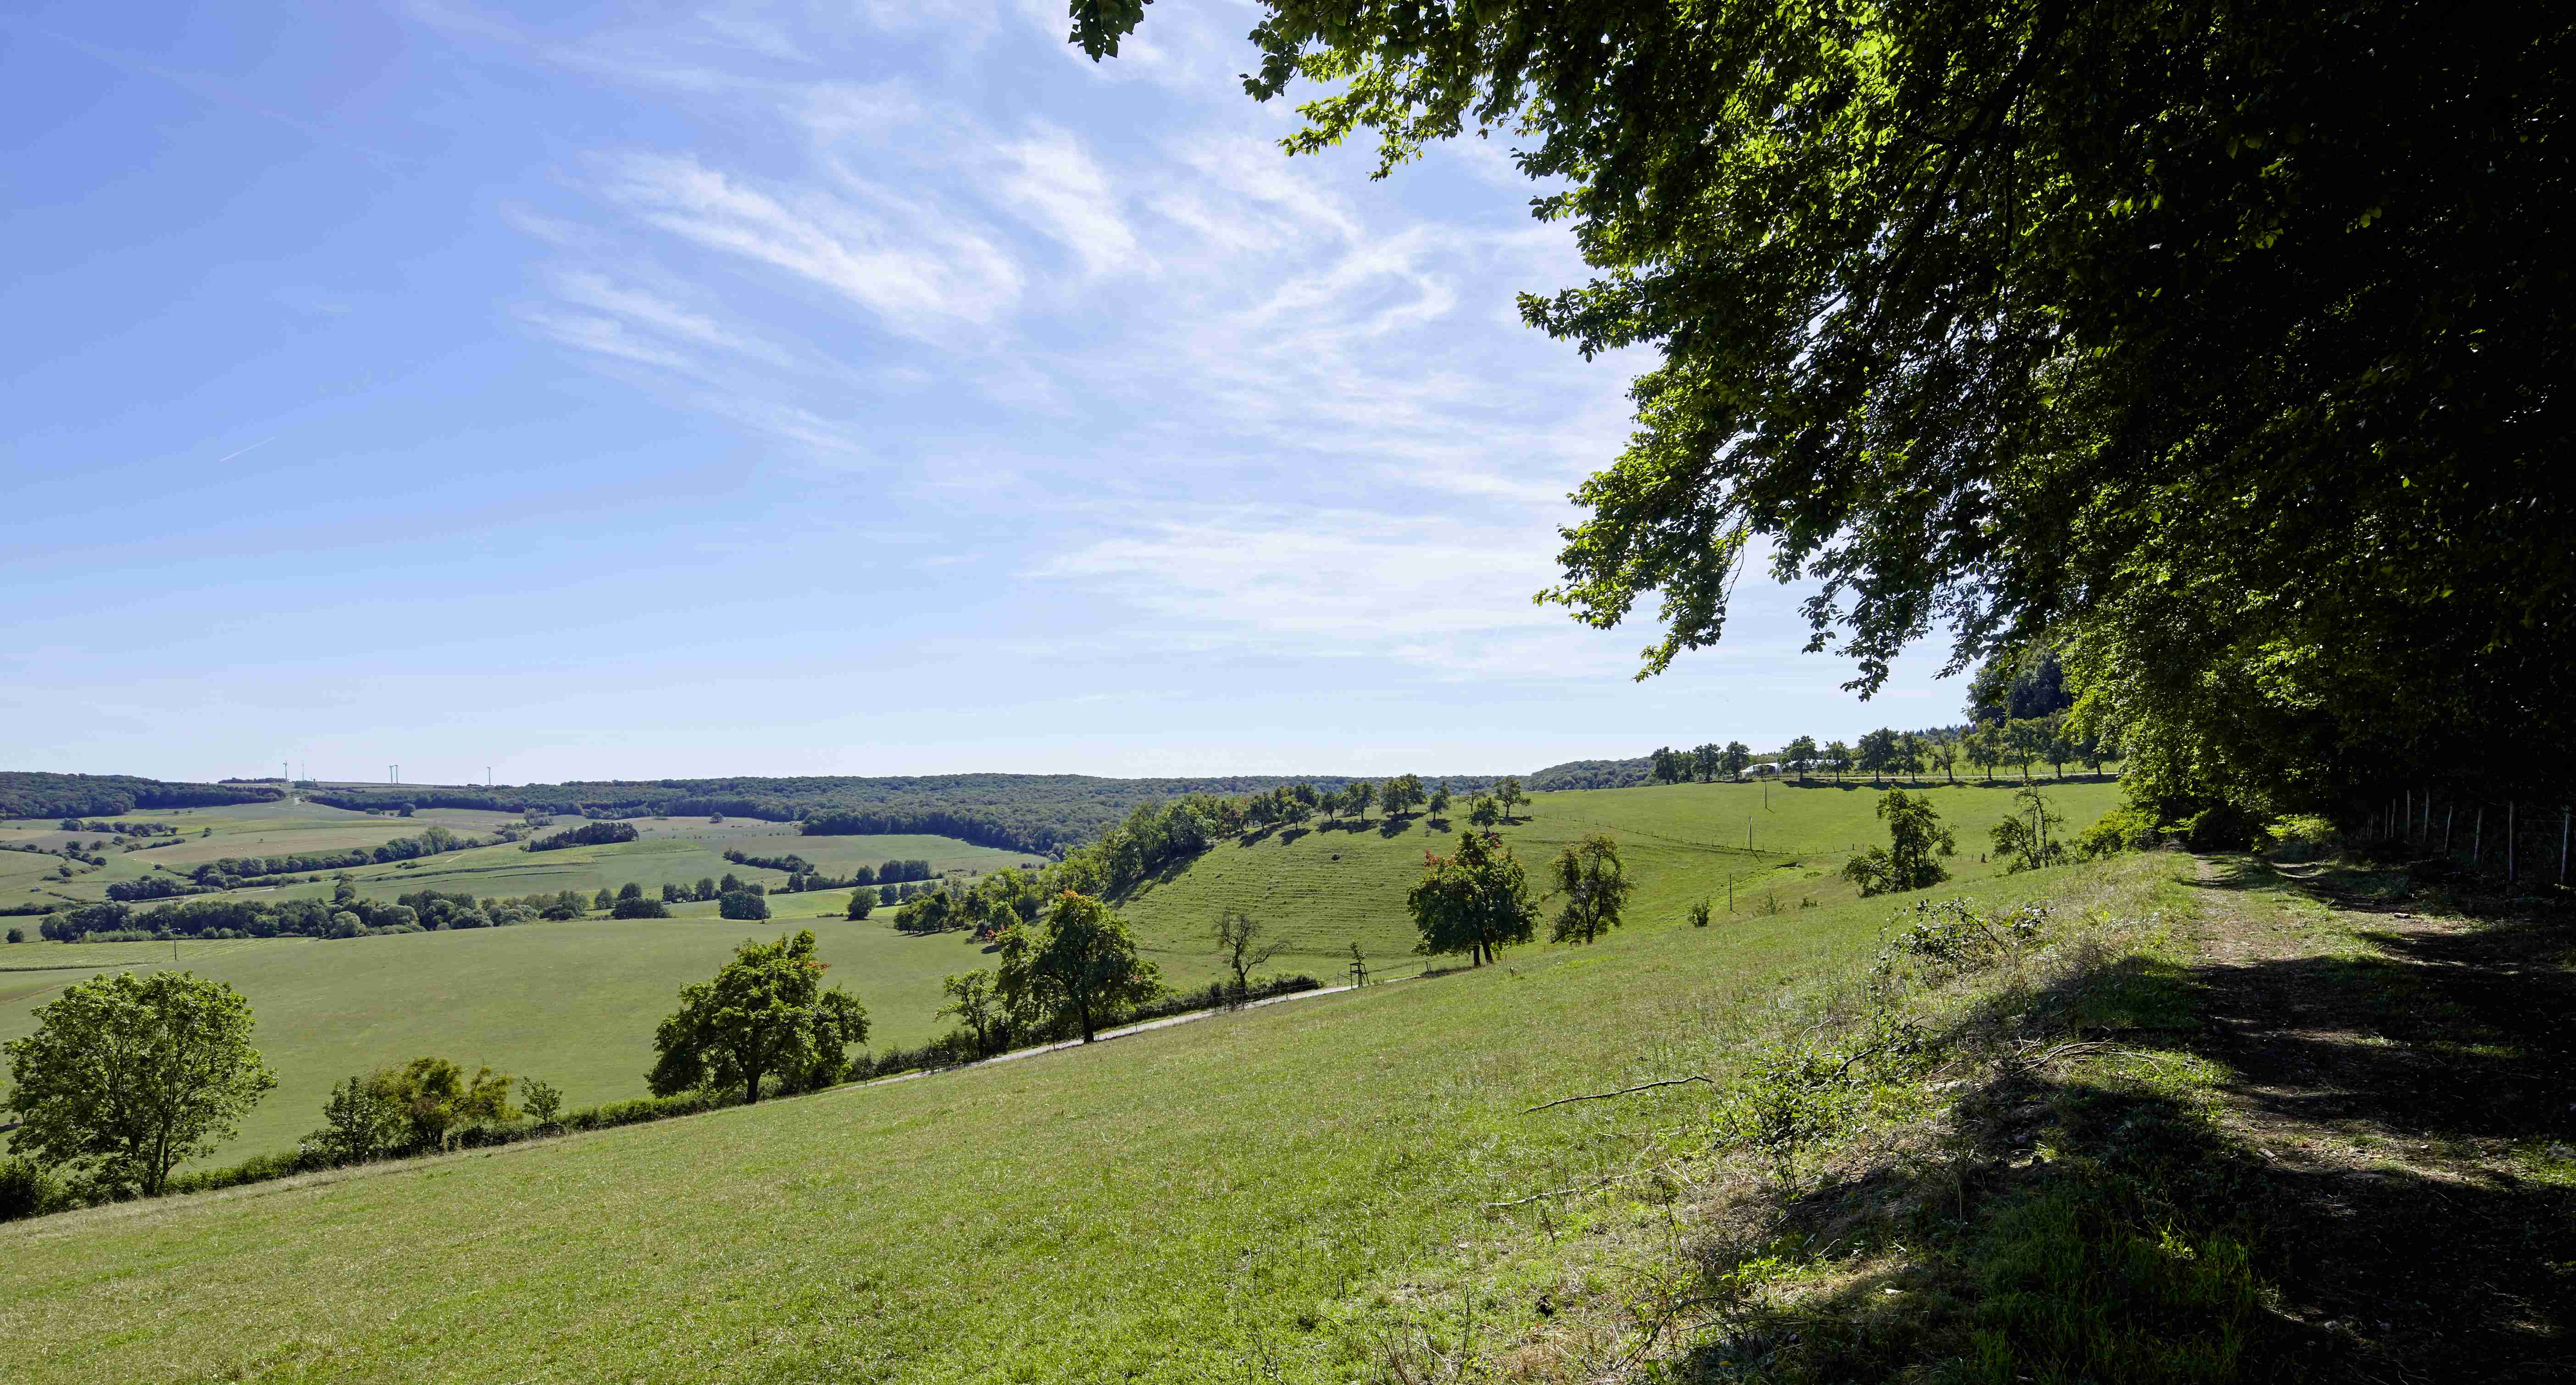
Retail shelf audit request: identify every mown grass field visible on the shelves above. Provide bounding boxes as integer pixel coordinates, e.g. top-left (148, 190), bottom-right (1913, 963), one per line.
top-left (0, 851), bottom-right (2176, 1384)
top-left (1115, 774), bottom-right (2126, 977)
top-left (0, 920), bottom-right (994, 1164)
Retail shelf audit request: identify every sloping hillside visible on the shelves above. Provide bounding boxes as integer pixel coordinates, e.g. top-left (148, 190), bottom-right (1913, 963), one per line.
top-left (1111, 775), bottom-right (2126, 975)
top-left (0, 850), bottom-right (2157, 1384)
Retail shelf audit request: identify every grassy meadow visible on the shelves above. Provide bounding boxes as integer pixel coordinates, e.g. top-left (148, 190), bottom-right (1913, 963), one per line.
top-left (0, 774), bottom-right (2122, 1169)
top-left (0, 850), bottom-right (2183, 1384)
top-left (1114, 773), bottom-right (2126, 978)
top-left (0, 921), bottom-right (995, 1164)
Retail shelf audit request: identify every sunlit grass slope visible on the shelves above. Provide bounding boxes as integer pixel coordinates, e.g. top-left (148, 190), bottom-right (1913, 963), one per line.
top-left (1115, 775), bottom-right (2125, 976)
top-left (0, 852), bottom-right (2173, 1385)
top-left (0, 921), bottom-right (991, 1164)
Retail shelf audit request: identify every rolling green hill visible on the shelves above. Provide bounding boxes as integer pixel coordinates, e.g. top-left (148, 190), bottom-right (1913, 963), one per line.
top-left (0, 920), bottom-right (994, 1164)
top-left (1, 774), bottom-right (2121, 1169)
top-left (0, 850), bottom-right (2182, 1383)
top-left (1112, 774), bottom-right (2127, 976)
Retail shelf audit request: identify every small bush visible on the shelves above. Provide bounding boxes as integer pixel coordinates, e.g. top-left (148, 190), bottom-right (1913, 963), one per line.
top-left (2074, 803), bottom-right (2163, 859)
top-left (0, 1156), bottom-right (61, 1222)
top-left (1690, 900), bottom-right (1712, 928)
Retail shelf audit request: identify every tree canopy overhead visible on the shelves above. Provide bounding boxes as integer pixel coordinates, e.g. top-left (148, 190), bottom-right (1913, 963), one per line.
top-left (1076, 0), bottom-right (2571, 810)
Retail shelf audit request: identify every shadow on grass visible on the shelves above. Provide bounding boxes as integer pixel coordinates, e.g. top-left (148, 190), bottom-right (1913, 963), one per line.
top-left (1670, 862), bottom-right (2576, 1384)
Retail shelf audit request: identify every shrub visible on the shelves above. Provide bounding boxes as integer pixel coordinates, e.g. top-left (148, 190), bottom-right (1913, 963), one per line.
top-left (1689, 901), bottom-right (1712, 928)
top-left (5, 927), bottom-right (21, 943)
top-left (0, 1156), bottom-right (60, 1222)
top-left (2074, 803), bottom-right (2163, 859)
top-left (611, 897), bottom-right (670, 919)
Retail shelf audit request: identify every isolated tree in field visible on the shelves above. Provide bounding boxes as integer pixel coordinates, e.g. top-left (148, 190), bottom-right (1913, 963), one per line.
top-left (648, 929), bottom-right (868, 1105)
top-left (1842, 790), bottom-right (1958, 897)
top-left (1382, 773), bottom-right (1426, 818)
top-left (1546, 834), bottom-right (1633, 945)
top-left (3, 971), bottom-right (276, 1196)
top-left (845, 889), bottom-right (875, 921)
top-left (719, 890), bottom-right (770, 921)
top-left (938, 970), bottom-right (1004, 1055)
top-left (1427, 784), bottom-right (1452, 819)
top-left (1497, 776), bottom-right (1527, 820)
top-left (1826, 741), bottom-right (1853, 784)
top-left (1408, 829), bottom-right (1536, 966)
top-left (1898, 733), bottom-right (1926, 783)
top-left (518, 1076), bottom-right (562, 1128)
top-left (1784, 735), bottom-right (1819, 781)
top-left (1934, 739), bottom-right (1960, 784)
top-left (1721, 741), bottom-right (1753, 780)
top-left (1990, 785), bottom-right (2071, 874)
top-left (1650, 747), bottom-right (1682, 784)
top-left (1004, 892), bottom-right (1163, 1043)
top-left (1211, 909), bottom-right (1290, 998)
top-left (592, 887), bottom-right (614, 912)
top-left (1466, 793), bottom-right (1503, 828)
top-left (1347, 779), bottom-right (1376, 821)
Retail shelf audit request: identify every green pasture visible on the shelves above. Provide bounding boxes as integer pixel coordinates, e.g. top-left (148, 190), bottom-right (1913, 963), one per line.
top-left (1113, 773), bottom-right (2126, 975)
top-left (0, 920), bottom-right (993, 1165)
top-left (0, 851), bottom-right (2182, 1384)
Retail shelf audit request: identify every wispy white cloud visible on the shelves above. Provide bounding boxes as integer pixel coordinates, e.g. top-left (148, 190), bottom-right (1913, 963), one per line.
top-left (598, 152), bottom-right (1024, 336)
top-left (996, 122), bottom-right (1142, 277)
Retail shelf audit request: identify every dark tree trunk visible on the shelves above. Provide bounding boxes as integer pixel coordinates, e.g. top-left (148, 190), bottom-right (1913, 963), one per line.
top-left (745, 1068), bottom-right (761, 1105)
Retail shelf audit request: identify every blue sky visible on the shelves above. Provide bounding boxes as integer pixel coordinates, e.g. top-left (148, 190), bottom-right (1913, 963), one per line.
top-left (1, 0), bottom-right (1969, 786)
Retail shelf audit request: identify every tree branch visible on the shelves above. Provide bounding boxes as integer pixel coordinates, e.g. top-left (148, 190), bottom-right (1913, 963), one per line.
top-left (1523, 1075), bottom-right (1712, 1113)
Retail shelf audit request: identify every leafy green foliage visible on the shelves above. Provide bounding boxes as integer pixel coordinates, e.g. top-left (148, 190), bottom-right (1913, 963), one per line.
top-left (717, 890), bottom-right (770, 921)
top-left (3, 969), bottom-right (276, 1195)
top-left (1406, 829), bottom-right (1536, 966)
top-left (1843, 789), bottom-right (1959, 896)
top-left (1545, 834), bottom-right (1633, 945)
top-left (648, 930), bottom-right (869, 1104)
top-left (995, 893), bottom-right (1164, 1043)
top-left (1989, 786), bottom-right (2071, 874)
top-left (518, 1076), bottom-right (563, 1128)
top-left (1082, 0), bottom-right (2571, 815)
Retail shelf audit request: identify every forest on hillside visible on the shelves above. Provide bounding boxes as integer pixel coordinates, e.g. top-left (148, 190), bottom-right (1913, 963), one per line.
top-left (0, 772), bottom-right (282, 819)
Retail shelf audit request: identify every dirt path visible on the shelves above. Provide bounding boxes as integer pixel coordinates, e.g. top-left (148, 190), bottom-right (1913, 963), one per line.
top-left (2179, 855), bottom-right (2576, 1381)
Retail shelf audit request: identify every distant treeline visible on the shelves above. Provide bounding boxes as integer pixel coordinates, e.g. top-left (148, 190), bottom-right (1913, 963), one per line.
top-left (0, 772), bottom-right (282, 820)
top-left (723, 849), bottom-right (934, 885)
top-left (148, 826), bottom-right (489, 896)
top-left (527, 821), bottom-right (638, 852)
top-left (1524, 757), bottom-right (1656, 791)
top-left (304, 773), bottom-right (1505, 855)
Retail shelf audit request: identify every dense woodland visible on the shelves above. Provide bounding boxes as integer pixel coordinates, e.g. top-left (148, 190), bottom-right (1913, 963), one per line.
top-left (0, 772), bottom-right (281, 819)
